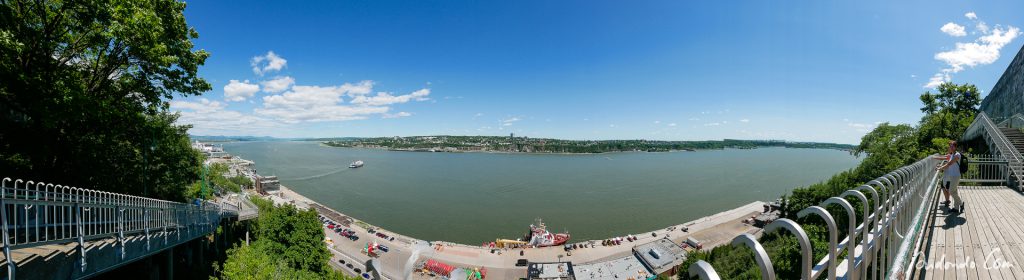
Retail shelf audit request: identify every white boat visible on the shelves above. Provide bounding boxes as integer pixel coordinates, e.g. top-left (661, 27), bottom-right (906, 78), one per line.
top-left (349, 160), bottom-right (364, 168)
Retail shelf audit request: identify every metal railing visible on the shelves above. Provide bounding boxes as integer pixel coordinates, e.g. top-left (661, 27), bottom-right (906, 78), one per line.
top-left (0, 176), bottom-right (234, 279)
top-left (963, 112), bottom-right (1024, 191)
top-left (994, 113), bottom-right (1024, 128)
top-left (958, 154), bottom-right (1009, 185)
top-left (688, 155), bottom-right (944, 280)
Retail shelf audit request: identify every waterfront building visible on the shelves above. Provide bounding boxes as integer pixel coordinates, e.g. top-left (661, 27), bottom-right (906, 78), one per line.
top-left (574, 256), bottom-right (654, 280)
top-left (256, 175), bottom-right (281, 193)
top-left (632, 238), bottom-right (686, 277)
top-left (527, 262), bottom-right (575, 280)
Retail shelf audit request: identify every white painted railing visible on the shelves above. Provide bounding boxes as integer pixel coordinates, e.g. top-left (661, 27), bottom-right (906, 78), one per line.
top-left (0, 177), bottom-right (236, 279)
top-left (688, 155), bottom-right (945, 280)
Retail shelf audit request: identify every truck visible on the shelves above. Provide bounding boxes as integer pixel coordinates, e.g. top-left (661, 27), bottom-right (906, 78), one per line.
top-left (686, 237), bottom-right (703, 250)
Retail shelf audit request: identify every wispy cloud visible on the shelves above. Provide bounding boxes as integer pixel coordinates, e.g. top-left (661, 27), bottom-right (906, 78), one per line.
top-left (739, 119), bottom-right (750, 123)
top-left (382, 112), bottom-right (412, 119)
top-left (350, 89), bottom-right (431, 106)
top-left (251, 51), bottom-right (287, 75)
top-left (501, 117), bottom-right (521, 126)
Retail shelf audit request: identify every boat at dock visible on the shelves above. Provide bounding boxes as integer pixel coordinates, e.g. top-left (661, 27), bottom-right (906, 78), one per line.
top-left (525, 218), bottom-right (570, 247)
top-left (349, 160), bottom-right (364, 168)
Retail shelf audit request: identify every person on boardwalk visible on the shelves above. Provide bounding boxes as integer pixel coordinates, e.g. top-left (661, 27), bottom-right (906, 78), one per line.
top-left (933, 140), bottom-right (964, 213)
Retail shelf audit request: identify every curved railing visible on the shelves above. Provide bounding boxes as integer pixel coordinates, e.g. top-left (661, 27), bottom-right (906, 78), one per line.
top-left (0, 176), bottom-right (234, 279)
top-left (687, 155), bottom-right (943, 280)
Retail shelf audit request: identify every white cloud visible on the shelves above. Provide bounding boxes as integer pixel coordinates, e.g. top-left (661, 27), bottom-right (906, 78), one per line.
top-left (935, 26), bottom-right (1020, 72)
top-left (688, 118), bottom-right (700, 121)
top-left (501, 117), bottom-right (521, 126)
top-left (739, 119), bottom-right (750, 123)
top-left (383, 112), bottom-right (412, 119)
top-left (171, 98), bottom-right (281, 133)
top-left (261, 76), bottom-right (295, 93)
top-left (256, 81), bottom-right (391, 123)
top-left (976, 22), bottom-right (990, 34)
top-left (668, 123), bottom-right (677, 127)
top-left (223, 80), bottom-right (260, 102)
top-left (609, 124), bottom-right (616, 128)
top-left (704, 122), bottom-right (721, 126)
top-left (847, 122), bottom-right (879, 133)
top-left (940, 22), bottom-right (967, 37)
top-left (653, 120), bottom-right (661, 124)
top-left (251, 51), bottom-right (287, 75)
top-left (926, 18), bottom-right (1021, 88)
top-left (350, 89), bottom-right (430, 106)
top-left (965, 12), bottom-right (977, 20)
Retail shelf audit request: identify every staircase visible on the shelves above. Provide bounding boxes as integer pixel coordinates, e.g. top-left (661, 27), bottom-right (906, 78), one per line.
top-left (999, 127), bottom-right (1024, 189)
top-left (1000, 127), bottom-right (1024, 150)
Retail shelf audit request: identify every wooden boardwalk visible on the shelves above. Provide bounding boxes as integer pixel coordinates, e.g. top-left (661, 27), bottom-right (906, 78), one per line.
top-left (912, 186), bottom-right (1024, 280)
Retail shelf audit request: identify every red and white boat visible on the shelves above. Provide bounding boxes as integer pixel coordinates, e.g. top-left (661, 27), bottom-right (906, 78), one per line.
top-left (525, 218), bottom-right (570, 247)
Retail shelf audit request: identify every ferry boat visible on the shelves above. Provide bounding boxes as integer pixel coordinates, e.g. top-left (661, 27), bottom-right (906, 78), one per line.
top-left (525, 218), bottom-right (570, 247)
top-left (349, 160), bottom-right (364, 168)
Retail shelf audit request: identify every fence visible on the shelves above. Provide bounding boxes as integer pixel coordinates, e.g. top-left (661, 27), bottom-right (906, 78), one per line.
top-left (957, 154), bottom-right (1009, 185)
top-left (0, 177), bottom-right (232, 279)
top-left (688, 155), bottom-right (944, 280)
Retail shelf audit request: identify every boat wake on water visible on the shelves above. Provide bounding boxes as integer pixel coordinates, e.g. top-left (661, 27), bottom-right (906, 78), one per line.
top-left (283, 167), bottom-right (348, 181)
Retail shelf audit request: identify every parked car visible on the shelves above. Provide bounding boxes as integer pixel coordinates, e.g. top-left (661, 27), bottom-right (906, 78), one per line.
top-left (354, 268), bottom-right (362, 274)
top-left (377, 244), bottom-right (389, 252)
top-left (346, 263), bottom-right (354, 269)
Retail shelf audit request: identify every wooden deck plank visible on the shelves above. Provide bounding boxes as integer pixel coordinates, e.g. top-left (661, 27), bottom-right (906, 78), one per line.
top-left (967, 187), bottom-right (1018, 279)
top-left (978, 187), bottom-right (1024, 277)
top-left (914, 186), bottom-right (1024, 280)
top-left (965, 188), bottom-right (1008, 280)
top-left (963, 188), bottom-right (990, 280)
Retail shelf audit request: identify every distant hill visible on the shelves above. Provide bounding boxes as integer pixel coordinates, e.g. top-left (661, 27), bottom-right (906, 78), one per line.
top-left (188, 135), bottom-right (291, 142)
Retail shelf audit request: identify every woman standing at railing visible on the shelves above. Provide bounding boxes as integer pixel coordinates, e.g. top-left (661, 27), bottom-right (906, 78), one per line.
top-left (933, 141), bottom-right (965, 213)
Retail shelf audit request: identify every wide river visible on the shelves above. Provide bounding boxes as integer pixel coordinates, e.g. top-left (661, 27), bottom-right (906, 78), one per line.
top-left (222, 141), bottom-right (861, 244)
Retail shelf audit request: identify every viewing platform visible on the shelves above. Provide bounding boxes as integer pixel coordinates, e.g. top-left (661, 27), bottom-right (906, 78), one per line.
top-left (910, 186), bottom-right (1024, 279)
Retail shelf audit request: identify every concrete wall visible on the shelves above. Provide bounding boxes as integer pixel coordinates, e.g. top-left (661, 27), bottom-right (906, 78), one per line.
top-left (980, 44), bottom-right (1024, 120)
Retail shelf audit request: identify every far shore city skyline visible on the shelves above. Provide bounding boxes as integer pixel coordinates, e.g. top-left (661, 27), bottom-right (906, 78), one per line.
top-left (173, 1), bottom-right (1023, 144)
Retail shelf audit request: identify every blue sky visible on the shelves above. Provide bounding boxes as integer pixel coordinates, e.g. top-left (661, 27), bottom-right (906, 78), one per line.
top-left (172, 1), bottom-right (1024, 144)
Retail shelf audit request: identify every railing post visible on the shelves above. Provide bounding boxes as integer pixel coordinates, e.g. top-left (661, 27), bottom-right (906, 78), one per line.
top-left (2, 178), bottom-right (16, 279)
top-left (75, 202), bottom-right (87, 272)
top-left (688, 260), bottom-right (721, 280)
top-left (731, 233), bottom-right (775, 280)
top-left (117, 205), bottom-right (125, 260)
top-left (144, 207), bottom-right (150, 251)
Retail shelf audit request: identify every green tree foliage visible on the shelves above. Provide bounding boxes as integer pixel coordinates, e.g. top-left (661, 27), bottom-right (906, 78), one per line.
top-left (215, 197), bottom-right (349, 279)
top-left (917, 83), bottom-right (981, 154)
top-left (0, 0), bottom-right (210, 201)
top-left (678, 82), bottom-right (981, 279)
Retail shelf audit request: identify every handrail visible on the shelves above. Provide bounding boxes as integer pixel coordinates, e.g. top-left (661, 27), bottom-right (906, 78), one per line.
top-left (0, 176), bottom-right (236, 276)
top-left (687, 155), bottom-right (942, 280)
top-left (995, 112), bottom-right (1024, 128)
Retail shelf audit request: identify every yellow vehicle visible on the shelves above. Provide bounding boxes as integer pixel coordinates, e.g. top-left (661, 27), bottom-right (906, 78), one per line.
top-left (494, 239), bottom-right (527, 248)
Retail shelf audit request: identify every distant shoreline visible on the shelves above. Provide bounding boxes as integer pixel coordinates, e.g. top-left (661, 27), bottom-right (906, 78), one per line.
top-left (319, 142), bottom-right (853, 155)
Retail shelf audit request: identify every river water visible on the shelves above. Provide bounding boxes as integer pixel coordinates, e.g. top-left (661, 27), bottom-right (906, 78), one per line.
top-left (221, 141), bottom-right (861, 244)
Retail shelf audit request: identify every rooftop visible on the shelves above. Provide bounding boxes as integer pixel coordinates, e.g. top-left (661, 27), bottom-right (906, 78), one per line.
top-left (574, 256), bottom-right (653, 280)
top-left (632, 238), bottom-right (687, 273)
